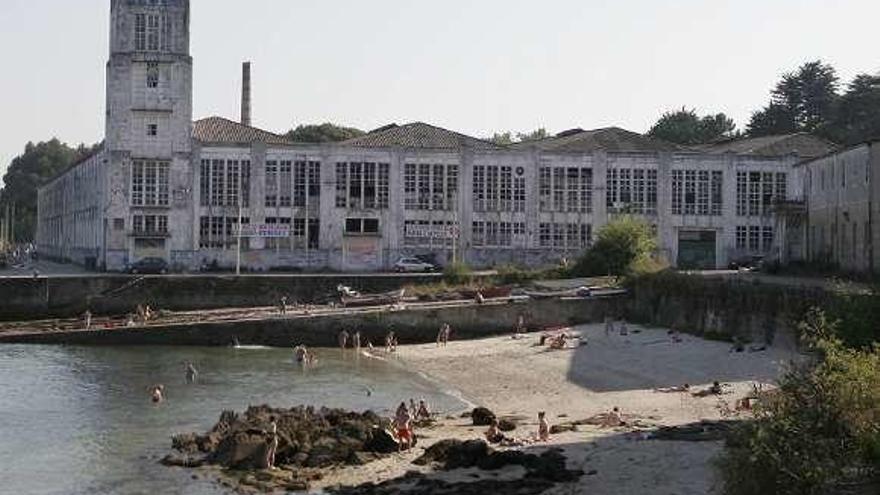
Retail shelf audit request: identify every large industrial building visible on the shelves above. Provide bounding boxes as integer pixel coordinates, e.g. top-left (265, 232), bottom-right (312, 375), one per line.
top-left (36, 0), bottom-right (836, 273)
top-left (799, 140), bottom-right (880, 272)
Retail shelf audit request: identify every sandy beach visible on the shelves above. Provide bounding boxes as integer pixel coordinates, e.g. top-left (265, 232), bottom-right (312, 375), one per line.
top-left (313, 322), bottom-right (802, 494)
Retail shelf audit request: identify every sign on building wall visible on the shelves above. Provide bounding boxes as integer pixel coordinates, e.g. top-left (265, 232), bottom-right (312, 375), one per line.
top-left (236, 224), bottom-right (291, 238)
top-left (405, 224), bottom-right (460, 239)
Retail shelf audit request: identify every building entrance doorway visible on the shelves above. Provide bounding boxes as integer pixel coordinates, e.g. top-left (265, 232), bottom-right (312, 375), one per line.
top-left (677, 230), bottom-right (716, 269)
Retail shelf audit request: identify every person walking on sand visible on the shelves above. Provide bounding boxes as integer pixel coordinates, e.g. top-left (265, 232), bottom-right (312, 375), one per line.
top-left (185, 362), bottom-right (198, 384)
top-left (537, 411), bottom-right (550, 442)
top-left (265, 418), bottom-right (278, 470)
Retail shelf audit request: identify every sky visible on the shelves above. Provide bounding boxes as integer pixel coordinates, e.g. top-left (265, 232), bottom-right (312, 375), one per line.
top-left (1, 0), bottom-right (879, 178)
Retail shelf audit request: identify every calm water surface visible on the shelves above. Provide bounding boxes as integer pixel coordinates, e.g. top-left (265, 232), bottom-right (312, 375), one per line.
top-left (0, 345), bottom-right (466, 495)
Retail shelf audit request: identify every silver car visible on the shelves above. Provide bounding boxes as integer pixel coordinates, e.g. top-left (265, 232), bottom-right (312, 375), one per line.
top-left (393, 257), bottom-right (437, 273)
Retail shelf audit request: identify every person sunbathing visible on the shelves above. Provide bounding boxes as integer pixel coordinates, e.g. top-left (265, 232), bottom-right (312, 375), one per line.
top-left (549, 333), bottom-right (569, 349)
top-left (602, 407), bottom-right (625, 428)
top-left (416, 400), bottom-right (431, 420)
top-left (654, 384), bottom-right (690, 393)
top-left (485, 419), bottom-right (507, 444)
top-left (692, 381), bottom-right (726, 397)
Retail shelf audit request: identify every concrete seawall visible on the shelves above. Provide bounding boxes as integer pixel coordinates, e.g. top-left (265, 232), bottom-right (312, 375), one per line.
top-left (0, 273), bottom-right (469, 321)
top-left (0, 297), bottom-right (622, 346)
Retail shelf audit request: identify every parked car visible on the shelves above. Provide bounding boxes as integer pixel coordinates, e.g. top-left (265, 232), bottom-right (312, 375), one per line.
top-left (393, 257), bottom-right (437, 273)
top-left (128, 257), bottom-right (169, 275)
top-left (728, 255), bottom-right (765, 272)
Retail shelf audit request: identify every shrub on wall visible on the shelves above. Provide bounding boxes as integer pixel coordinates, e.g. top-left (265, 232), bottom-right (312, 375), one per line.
top-left (572, 215), bottom-right (658, 277)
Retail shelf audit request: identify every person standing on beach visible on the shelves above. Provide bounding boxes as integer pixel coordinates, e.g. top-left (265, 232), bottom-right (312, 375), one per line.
top-left (279, 296), bottom-right (288, 315)
top-left (437, 323), bottom-right (451, 347)
top-left (537, 411), bottom-right (550, 442)
top-left (265, 418), bottom-right (278, 470)
top-left (385, 331), bottom-right (396, 353)
top-left (604, 316), bottom-right (613, 337)
top-left (339, 330), bottom-right (350, 349)
top-left (185, 362), bottom-right (198, 384)
top-left (394, 402), bottom-right (413, 451)
top-left (83, 310), bottom-right (92, 330)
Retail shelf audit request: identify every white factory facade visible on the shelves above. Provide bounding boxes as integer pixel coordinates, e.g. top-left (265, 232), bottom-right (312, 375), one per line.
top-left (36, 0), bottom-right (836, 273)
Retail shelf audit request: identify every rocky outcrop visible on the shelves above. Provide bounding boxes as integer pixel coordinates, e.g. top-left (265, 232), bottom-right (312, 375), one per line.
top-left (168, 405), bottom-right (400, 472)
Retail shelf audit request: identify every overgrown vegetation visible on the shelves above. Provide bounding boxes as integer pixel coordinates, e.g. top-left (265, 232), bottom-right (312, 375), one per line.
top-left (716, 308), bottom-right (880, 495)
top-left (442, 261), bottom-right (474, 285)
top-left (571, 215), bottom-right (663, 277)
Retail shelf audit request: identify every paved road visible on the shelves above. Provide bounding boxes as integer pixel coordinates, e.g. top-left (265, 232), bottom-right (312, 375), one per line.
top-left (0, 260), bottom-right (495, 279)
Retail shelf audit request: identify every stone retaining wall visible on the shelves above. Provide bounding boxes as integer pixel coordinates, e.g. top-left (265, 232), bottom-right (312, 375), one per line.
top-left (0, 273), bottom-right (458, 321)
top-left (0, 297), bottom-right (622, 346)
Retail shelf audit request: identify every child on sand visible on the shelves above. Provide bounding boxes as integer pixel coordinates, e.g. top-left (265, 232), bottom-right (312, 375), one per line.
top-left (486, 419), bottom-right (506, 444)
top-left (537, 411), bottom-right (550, 442)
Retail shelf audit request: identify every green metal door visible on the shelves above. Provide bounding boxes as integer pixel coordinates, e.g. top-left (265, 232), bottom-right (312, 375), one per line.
top-left (677, 230), bottom-right (717, 270)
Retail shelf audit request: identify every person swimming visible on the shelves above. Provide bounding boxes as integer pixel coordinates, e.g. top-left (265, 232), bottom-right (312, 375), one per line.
top-left (150, 385), bottom-right (165, 403)
top-left (185, 362), bottom-right (198, 384)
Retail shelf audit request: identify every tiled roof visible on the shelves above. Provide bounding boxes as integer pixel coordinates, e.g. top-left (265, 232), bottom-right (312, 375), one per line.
top-left (696, 133), bottom-right (836, 159)
top-left (192, 116), bottom-right (291, 145)
top-left (510, 127), bottom-right (681, 153)
top-left (343, 122), bottom-right (500, 150)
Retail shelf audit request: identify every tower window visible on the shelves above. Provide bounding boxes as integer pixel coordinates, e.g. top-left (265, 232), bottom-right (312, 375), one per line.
top-left (147, 124), bottom-right (158, 137)
top-left (146, 63), bottom-right (159, 88)
top-left (135, 13), bottom-right (166, 52)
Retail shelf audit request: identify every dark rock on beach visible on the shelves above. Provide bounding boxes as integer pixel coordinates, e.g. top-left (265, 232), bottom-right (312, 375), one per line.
top-left (497, 418), bottom-right (517, 432)
top-left (336, 440), bottom-right (583, 495)
top-left (470, 407), bottom-right (496, 426)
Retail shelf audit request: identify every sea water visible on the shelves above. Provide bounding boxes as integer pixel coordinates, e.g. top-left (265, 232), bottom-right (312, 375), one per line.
top-left (0, 345), bottom-right (465, 495)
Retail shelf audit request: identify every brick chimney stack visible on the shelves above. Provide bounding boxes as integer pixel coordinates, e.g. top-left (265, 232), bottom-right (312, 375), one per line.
top-left (241, 62), bottom-right (252, 126)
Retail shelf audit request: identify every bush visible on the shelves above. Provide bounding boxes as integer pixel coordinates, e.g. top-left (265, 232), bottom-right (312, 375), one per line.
top-left (572, 215), bottom-right (657, 277)
top-left (443, 262), bottom-right (473, 285)
top-left (716, 308), bottom-right (880, 495)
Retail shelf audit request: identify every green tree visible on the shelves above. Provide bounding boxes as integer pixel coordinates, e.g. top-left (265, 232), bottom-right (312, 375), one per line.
top-left (489, 128), bottom-right (549, 145)
top-left (648, 108), bottom-right (737, 145)
top-left (516, 128), bottom-right (549, 142)
top-left (828, 74), bottom-right (880, 145)
top-left (489, 131), bottom-right (515, 145)
top-left (284, 123), bottom-right (364, 143)
top-left (716, 308), bottom-right (880, 495)
top-left (748, 60), bottom-right (839, 137)
top-left (572, 216), bottom-right (657, 276)
top-left (0, 139), bottom-right (98, 241)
